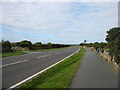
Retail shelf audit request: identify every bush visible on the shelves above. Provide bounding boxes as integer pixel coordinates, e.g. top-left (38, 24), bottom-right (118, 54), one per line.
top-left (19, 40), bottom-right (33, 49)
top-left (2, 40), bottom-right (12, 52)
top-left (106, 27), bottom-right (120, 64)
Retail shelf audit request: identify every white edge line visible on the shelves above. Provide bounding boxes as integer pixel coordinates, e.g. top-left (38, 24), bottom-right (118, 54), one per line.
top-left (7, 47), bottom-right (80, 89)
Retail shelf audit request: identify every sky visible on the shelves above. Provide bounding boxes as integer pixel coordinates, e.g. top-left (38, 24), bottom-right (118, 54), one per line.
top-left (0, 2), bottom-right (118, 44)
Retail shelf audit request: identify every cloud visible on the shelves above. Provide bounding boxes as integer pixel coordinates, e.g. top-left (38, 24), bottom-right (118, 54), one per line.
top-left (2, 3), bottom-right (69, 29)
top-left (1, 0), bottom-right (119, 2)
top-left (1, 2), bottom-right (118, 44)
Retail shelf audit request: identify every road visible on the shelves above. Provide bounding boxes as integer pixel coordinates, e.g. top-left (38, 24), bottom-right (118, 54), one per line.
top-left (71, 48), bottom-right (118, 88)
top-left (2, 47), bottom-right (79, 89)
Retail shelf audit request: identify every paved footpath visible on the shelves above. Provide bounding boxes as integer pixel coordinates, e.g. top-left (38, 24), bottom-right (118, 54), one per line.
top-left (71, 48), bottom-right (118, 88)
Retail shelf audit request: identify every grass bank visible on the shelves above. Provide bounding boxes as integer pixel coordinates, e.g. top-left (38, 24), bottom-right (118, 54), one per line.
top-left (19, 48), bottom-right (85, 88)
top-left (0, 51), bottom-right (27, 58)
top-left (27, 47), bottom-right (71, 52)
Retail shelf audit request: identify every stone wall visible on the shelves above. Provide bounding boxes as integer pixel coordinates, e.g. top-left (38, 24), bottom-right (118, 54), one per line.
top-left (11, 46), bottom-right (29, 51)
top-left (88, 47), bottom-right (119, 69)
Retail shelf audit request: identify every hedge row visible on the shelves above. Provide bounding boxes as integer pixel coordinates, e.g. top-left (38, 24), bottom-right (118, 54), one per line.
top-left (1, 40), bottom-right (71, 53)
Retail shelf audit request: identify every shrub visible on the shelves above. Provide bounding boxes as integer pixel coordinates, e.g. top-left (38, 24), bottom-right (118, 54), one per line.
top-left (106, 27), bottom-right (120, 64)
top-left (2, 40), bottom-right (12, 52)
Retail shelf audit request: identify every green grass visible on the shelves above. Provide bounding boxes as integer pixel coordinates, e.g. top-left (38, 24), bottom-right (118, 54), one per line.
top-left (19, 48), bottom-right (85, 88)
top-left (0, 51), bottom-right (27, 58)
top-left (27, 47), bottom-right (71, 52)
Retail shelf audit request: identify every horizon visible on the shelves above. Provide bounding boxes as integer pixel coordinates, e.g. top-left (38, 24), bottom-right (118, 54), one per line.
top-left (1, 39), bottom-right (107, 45)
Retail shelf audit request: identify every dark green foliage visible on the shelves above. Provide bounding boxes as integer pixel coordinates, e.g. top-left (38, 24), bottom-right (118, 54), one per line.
top-left (99, 42), bottom-right (107, 49)
top-left (80, 43), bottom-right (84, 47)
top-left (19, 40), bottom-right (33, 49)
top-left (106, 27), bottom-right (120, 42)
top-left (11, 42), bottom-right (17, 47)
top-left (92, 42), bottom-right (107, 49)
top-left (106, 27), bottom-right (120, 64)
top-left (34, 42), bottom-right (42, 46)
top-left (87, 43), bottom-right (94, 47)
top-left (10, 40), bottom-right (70, 50)
top-left (33, 42), bottom-right (42, 49)
top-left (20, 40), bottom-right (32, 47)
top-left (83, 40), bottom-right (87, 44)
top-left (80, 42), bottom-right (107, 50)
top-left (2, 40), bottom-right (11, 48)
top-left (47, 42), bottom-right (52, 45)
top-left (2, 40), bottom-right (12, 52)
top-left (93, 42), bottom-right (99, 49)
top-left (16, 42), bottom-right (21, 46)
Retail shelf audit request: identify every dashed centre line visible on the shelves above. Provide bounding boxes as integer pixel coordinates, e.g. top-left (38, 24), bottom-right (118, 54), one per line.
top-left (1, 54), bottom-right (52, 67)
top-left (1, 52), bottom-right (60, 68)
top-left (0, 60), bottom-right (28, 67)
top-left (55, 52), bottom-right (61, 54)
top-left (37, 55), bottom-right (51, 58)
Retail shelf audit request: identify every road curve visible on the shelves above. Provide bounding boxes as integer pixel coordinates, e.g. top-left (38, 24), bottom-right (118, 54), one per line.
top-left (2, 47), bottom-right (79, 89)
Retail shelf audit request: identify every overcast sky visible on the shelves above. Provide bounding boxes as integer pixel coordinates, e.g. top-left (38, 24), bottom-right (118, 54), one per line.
top-left (0, 2), bottom-right (118, 44)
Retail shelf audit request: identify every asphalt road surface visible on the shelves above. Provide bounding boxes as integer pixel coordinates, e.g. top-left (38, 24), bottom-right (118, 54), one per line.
top-left (71, 48), bottom-right (118, 88)
top-left (2, 47), bottom-right (79, 89)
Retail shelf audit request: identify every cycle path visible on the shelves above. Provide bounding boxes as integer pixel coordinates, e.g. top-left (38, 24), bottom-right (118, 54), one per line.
top-left (70, 48), bottom-right (118, 88)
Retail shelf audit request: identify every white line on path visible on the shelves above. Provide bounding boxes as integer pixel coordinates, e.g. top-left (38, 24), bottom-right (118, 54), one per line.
top-left (0, 60), bottom-right (28, 67)
top-left (7, 48), bottom-right (80, 89)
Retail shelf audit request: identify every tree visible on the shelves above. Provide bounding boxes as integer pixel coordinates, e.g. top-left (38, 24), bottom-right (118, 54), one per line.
top-left (19, 40), bottom-right (33, 49)
top-left (83, 40), bottom-right (87, 44)
top-left (106, 27), bottom-right (120, 42)
top-left (47, 42), bottom-right (52, 48)
top-left (34, 42), bottom-right (42, 46)
top-left (80, 43), bottom-right (84, 47)
top-left (106, 27), bottom-right (120, 64)
top-left (11, 43), bottom-right (17, 47)
top-left (2, 40), bottom-right (12, 52)
top-left (99, 42), bottom-right (107, 49)
top-left (47, 42), bottom-right (52, 45)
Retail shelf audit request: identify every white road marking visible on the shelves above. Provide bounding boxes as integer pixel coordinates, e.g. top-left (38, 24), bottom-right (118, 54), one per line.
top-left (1, 54), bottom-right (51, 67)
top-left (8, 48), bottom-right (80, 89)
top-left (55, 52), bottom-right (61, 54)
top-left (37, 55), bottom-right (51, 58)
top-left (0, 60), bottom-right (28, 67)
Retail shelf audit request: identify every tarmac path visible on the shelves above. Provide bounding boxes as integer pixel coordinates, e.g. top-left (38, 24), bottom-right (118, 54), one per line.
top-left (71, 48), bottom-right (118, 88)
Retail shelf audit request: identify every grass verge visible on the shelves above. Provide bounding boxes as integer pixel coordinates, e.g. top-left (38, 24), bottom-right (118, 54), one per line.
top-left (19, 48), bottom-right (85, 88)
top-left (0, 51), bottom-right (27, 58)
top-left (27, 47), bottom-right (71, 52)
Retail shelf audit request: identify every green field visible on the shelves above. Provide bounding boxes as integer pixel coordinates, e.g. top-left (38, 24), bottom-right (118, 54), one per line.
top-left (0, 51), bottom-right (27, 58)
top-left (19, 48), bottom-right (85, 88)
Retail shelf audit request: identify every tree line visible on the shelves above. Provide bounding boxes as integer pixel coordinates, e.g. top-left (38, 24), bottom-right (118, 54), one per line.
top-left (80, 27), bottom-right (120, 64)
top-left (1, 40), bottom-right (71, 53)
